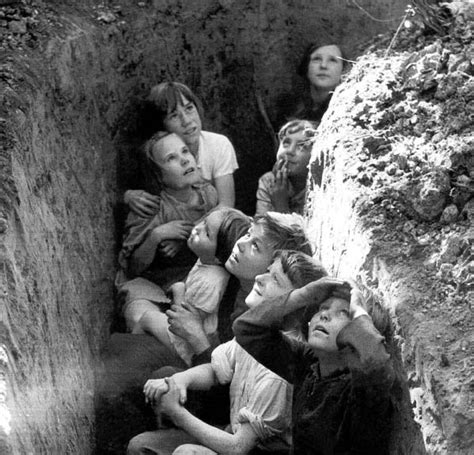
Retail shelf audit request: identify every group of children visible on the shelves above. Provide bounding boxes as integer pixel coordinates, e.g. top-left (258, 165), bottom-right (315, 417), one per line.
top-left (114, 42), bottom-right (397, 455)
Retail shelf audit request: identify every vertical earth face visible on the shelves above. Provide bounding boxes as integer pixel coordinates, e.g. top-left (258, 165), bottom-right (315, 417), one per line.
top-left (2, 1), bottom-right (472, 454)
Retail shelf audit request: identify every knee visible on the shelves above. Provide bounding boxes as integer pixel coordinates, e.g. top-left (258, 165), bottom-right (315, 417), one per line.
top-left (127, 432), bottom-right (152, 455)
top-left (172, 444), bottom-right (199, 455)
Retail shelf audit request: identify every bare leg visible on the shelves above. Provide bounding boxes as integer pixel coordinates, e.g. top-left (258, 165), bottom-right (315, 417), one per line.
top-left (139, 308), bottom-right (174, 352)
top-left (124, 299), bottom-right (159, 333)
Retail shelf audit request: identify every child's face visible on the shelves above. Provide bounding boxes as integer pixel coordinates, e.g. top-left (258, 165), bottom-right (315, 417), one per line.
top-left (225, 223), bottom-right (274, 281)
top-left (187, 210), bottom-right (224, 264)
top-left (164, 95), bottom-right (202, 147)
top-left (245, 258), bottom-right (294, 309)
top-left (307, 297), bottom-right (351, 353)
top-left (276, 128), bottom-right (312, 177)
top-left (306, 44), bottom-right (343, 92)
top-left (153, 133), bottom-right (200, 190)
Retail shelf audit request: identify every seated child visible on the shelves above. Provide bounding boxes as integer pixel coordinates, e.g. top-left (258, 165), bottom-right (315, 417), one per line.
top-left (256, 119), bottom-right (316, 216)
top-left (135, 207), bottom-right (250, 366)
top-left (117, 131), bottom-right (218, 332)
top-left (234, 278), bottom-right (396, 455)
top-left (127, 250), bottom-right (328, 455)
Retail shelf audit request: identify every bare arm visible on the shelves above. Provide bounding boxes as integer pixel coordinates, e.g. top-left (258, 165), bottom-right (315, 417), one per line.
top-left (214, 173), bottom-right (235, 208)
top-left (163, 378), bottom-right (259, 455)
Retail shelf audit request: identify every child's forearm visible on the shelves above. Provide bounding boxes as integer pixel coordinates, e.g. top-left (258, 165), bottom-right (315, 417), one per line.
top-left (173, 364), bottom-right (217, 391)
top-left (129, 229), bottom-right (163, 275)
top-left (172, 408), bottom-right (257, 455)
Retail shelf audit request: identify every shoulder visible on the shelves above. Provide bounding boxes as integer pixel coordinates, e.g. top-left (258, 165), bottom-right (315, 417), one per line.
top-left (259, 171), bottom-right (275, 185)
top-left (201, 131), bottom-right (234, 149)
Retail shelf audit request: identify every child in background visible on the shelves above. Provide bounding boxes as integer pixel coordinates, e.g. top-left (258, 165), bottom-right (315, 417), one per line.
top-left (234, 278), bottom-right (396, 455)
top-left (136, 208), bottom-right (250, 366)
top-left (128, 250), bottom-right (328, 455)
top-left (256, 119), bottom-right (316, 216)
top-left (117, 131), bottom-right (218, 333)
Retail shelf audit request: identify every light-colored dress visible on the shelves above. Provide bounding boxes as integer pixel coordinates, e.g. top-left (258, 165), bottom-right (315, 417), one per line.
top-left (255, 171), bottom-right (306, 215)
top-left (211, 339), bottom-right (292, 453)
top-left (168, 260), bottom-right (230, 366)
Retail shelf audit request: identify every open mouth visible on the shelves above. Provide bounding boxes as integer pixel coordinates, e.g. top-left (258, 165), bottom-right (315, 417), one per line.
top-left (184, 127), bottom-right (198, 135)
top-left (312, 325), bottom-right (328, 335)
top-left (184, 167), bottom-right (195, 176)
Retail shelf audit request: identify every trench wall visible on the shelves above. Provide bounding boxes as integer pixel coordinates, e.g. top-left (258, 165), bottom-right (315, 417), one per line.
top-left (1, 1), bottom-right (411, 453)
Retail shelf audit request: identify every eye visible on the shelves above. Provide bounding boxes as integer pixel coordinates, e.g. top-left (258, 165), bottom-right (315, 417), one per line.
top-left (167, 111), bottom-right (178, 121)
top-left (251, 241), bottom-right (260, 252)
top-left (339, 309), bottom-right (350, 317)
top-left (185, 104), bottom-right (195, 113)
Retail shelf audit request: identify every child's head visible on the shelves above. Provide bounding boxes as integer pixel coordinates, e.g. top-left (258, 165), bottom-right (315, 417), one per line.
top-left (187, 208), bottom-right (250, 265)
top-left (303, 284), bottom-right (391, 353)
top-left (147, 82), bottom-right (203, 146)
top-left (245, 250), bottom-right (327, 309)
top-left (276, 120), bottom-right (316, 178)
top-left (298, 43), bottom-right (348, 91)
top-left (142, 131), bottom-right (200, 195)
top-left (225, 212), bottom-right (313, 282)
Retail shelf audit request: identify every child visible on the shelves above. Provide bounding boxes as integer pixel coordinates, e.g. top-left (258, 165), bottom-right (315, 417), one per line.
top-left (127, 250), bottom-right (328, 455)
top-left (125, 82), bottom-right (239, 216)
top-left (135, 208), bottom-right (250, 366)
top-left (117, 131), bottom-right (218, 333)
top-left (234, 278), bottom-right (396, 455)
top-left (256, 119), bottom-right (316, 216)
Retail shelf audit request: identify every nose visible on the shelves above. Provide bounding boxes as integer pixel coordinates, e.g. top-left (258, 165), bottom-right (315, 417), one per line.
top-left (318, 311), bottom-right (329, 322)
top-left (320, 58), bottom-right (328, 69)
top-left (181, 154), bottom-right (190, 166)
top-left (179, 110), bottom-right (192, 126)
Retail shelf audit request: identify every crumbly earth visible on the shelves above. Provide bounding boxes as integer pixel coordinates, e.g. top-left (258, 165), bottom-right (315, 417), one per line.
top-left (307, 3), bottom-right (473, 453)
top-left (0, 1), bottom-right (472, 454)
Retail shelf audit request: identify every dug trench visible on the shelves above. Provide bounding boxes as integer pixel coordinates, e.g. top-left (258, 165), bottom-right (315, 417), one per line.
top-left (1, 1), bottom-right (472, 454)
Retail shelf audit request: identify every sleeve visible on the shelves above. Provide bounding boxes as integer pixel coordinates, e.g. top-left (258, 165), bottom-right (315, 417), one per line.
top-left (335, 315), bottom-right (396, 453)
top-left (213, 135), bottom-right (239, 178)
top-left (255, 172), bottom-right (275, 216)
top-left (233, 294), bottom-right (303, 383)
top-left (237, 377), bottom-right (292, 441)
top-left (190, 330), bottom-right (221, 366)
top-left (210, 340), bottom-right (237, 385)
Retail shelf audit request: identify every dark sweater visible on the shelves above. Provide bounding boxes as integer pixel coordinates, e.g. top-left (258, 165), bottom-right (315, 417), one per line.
top-left (233, 296), bottom-right (396, 455)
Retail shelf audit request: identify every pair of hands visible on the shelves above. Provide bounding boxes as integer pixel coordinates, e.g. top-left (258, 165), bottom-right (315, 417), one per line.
top-left (143, 375), bottom-right (187, 419)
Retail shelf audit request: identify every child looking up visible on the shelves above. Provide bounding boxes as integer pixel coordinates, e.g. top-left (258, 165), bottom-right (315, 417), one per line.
top-left (135, 208), bottom-right (250, 366)
top-left (234, 278), bottom-right (396, 455)
top-left (128, 250), bottom-right (328, 455)
top-left (256, 119), bottom-right (316, 216)
top-left (117, 131), bottom-right (218, 333)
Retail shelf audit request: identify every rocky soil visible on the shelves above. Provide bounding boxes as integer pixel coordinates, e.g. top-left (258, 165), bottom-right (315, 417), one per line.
top-left (307, 3), bottom-right (473, 453)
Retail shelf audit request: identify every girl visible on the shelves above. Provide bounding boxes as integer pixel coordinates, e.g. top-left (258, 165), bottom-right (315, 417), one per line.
top-left (292, 43), bottom-right (348, 125)
top-left (126, 82), bottom-right (239, 217)
top-left (128, 250), bottom-right (328, 455)
top-left (117, 131), bottom-right (218, 332)
top-left (256, 119), bottom-right (316, 215)
top-left (234, 278), bottom-right (396, 455)
top-left (134, 208), bottom-right (250, 366)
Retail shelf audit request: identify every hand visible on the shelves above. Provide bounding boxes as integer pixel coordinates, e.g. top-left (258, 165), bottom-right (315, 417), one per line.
top-left (166, 302), bottom-right (207, 349)
top-left (160, 377), bottom-right (185, 418)
top-left (158, 240), bottom-right (182, 258)
top-left (288, 276), bottom-right (351, 313)
top-left (347, 282), bottom-right (369, 319)
top-left (125, 190), bottom-right (161, 217)
top-left (143, 378), bottom-right (169, 405)
top-left (152, 220), bottom-right (194, 242)
top-left (271, 160), bottom-right (290, 212)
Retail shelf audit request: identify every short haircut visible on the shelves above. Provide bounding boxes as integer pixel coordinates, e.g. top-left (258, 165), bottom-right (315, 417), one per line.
top-left (297, 42), bottom-right (350, 80)
top-left (147, 82), bottom-right (204, 131)
top-left (141, 130), bottom-right (173, 195)
top-left (277, 119), bottom-right (317, 142)
top-left (254, 212), bottom-right (313, 256)
top-left (274, 250), bottom-right (327, 288)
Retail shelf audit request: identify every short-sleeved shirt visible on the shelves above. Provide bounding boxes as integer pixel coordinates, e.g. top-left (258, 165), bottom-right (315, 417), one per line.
top-left (255, 171), bottom-right (306, 215)
top-left (197, 131), bottom-right (238, 182)
top-left (211, 339), bottom-right (292, 452)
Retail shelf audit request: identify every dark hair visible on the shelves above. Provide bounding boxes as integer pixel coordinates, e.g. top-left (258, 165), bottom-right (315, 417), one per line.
top-left (254, 212), bottom-right (313, 256)
top-left (274, 250), bottom-right (327, 288)
top-left (141, 130), bottom-right (173, 195)
top-left (215, 208), bottom-right (251, 265)
top-left (297, 42), bottom-right (350, 80)
top-left (147, 82), bottom-right (204, 131)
